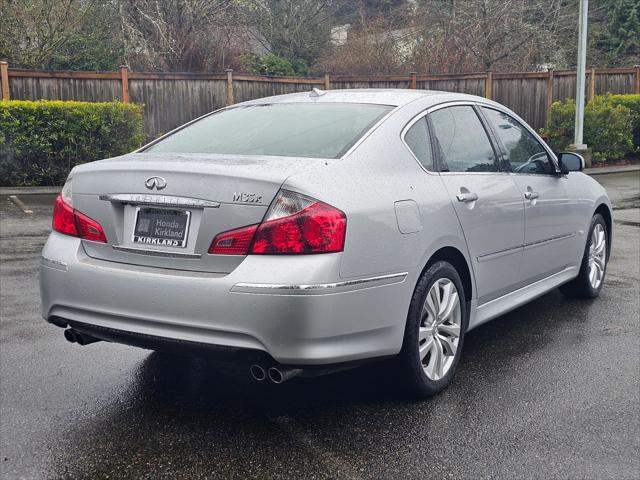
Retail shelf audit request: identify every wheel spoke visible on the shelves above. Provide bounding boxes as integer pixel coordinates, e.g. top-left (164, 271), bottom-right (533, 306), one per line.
top-left (419, 325), bottom-right (433, 342)
top-left (594, 255), bottom-right (605, 271)
top-left (425, 337), bottom-right (444, 379)
top-left (423, 286), bottom-right (439, 322)
top-left (436, 333), bottom-right (457, 356)
top-left (440, 290), bottom-right (459, 321)
top-left (419, 336), bottom-right (434, 360)
top-left (438, 322), bottom-right (460, 338)
top-left (438, 281), bottom-right (453, 317)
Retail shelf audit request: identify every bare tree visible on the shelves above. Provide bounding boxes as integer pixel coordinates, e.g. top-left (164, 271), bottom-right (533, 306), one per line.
top-left (245, 0), bottom-right (345, 66)
top-left (416, 0), bottom-right (576, 72)
top-left (0, 0), bottom-right (111, 69)
top-left (118, 0), bottom-right (244, 71)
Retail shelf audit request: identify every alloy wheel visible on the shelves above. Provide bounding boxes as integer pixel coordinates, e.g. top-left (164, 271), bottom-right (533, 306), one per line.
top-left (588, 223), bottom-right (606, 290)
top-left (418, 278), bottom-right (462, 381)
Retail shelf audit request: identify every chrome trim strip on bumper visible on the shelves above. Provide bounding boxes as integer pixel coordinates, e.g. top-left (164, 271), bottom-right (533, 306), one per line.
top-left (112, 245), bottom-right (202, 259)
top-left (231, 272), bottom-right (408, 295)
top-left (99, 193), bottom-right (221, 209)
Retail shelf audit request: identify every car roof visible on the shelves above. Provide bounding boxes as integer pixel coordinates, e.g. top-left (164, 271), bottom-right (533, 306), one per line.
top-left (238, 88), bottom-right (498, 109)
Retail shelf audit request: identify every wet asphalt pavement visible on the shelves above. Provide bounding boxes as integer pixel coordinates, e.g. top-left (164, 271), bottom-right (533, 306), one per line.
top-left (1, 172), bottom-right (639, 479)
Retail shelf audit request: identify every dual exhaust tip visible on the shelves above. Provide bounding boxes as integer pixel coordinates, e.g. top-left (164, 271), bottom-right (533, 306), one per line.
top-left (249, 364), bottom-right (303, 384)
top-left (63, 328), bottom-right (101, 346)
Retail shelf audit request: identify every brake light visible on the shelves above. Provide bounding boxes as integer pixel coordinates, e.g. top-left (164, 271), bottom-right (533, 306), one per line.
top-left (52, 194), bottom-right (107, 243)
top-left (52, 194), bottom-right (78, 237)
top-left (208, 190), bottom-right (346, 255)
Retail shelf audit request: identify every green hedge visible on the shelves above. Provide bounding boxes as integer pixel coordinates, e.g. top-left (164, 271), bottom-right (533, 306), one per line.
top-left (0, 100), bottom-right (144, 186)
top-left (542, 94), bottom-right (637, 163)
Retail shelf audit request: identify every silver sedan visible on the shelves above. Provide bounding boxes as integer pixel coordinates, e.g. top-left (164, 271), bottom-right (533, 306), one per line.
top-left (40, 89), bottom-right (612, 396)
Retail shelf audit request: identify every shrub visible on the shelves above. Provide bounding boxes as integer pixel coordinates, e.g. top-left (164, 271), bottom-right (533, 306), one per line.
top-left (542, 95), bottom-right (634, 162)
top-left (242, 53), bottom-right (309, 77)
top-left (0, 100), bottom-right (144, 186)
top-left (606, 94), bottom-right (640, 151)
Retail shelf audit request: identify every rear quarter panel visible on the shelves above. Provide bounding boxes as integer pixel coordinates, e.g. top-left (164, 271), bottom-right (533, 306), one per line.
top-left (283, 97), bottom-right (474, 294)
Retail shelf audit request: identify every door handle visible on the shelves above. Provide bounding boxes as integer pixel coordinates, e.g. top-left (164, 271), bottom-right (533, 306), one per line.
top-left (524, 191), bottom-right (539, 200)
top-left (456, 192), bottom-right (479, 203)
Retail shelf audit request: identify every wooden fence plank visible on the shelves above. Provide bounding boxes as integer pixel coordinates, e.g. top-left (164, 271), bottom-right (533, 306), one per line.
top-left (226, 69), bottom-right (234, 106)
top-left (589, 68), bottom-right (596, 102)
top-left (410, 72), bottom-right (417, 89)
top-left (120, 67), bottom-right (130, 103)
top-left (546, 70), bottom-right (554, 123)
top-left (485, 71), bottom-right (492, 99)
top-left (0, 61), bottom-right (9, 100)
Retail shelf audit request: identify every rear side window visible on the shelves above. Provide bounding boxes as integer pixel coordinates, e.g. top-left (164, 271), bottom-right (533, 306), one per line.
top-left (404, 117), bottom-right (434, 170)
top-left (482, 107), bottom-right (554, 175)
top-left (145, 103), bottom-right (393, 159)
top-left (429, 106), bottom-right (497, 173)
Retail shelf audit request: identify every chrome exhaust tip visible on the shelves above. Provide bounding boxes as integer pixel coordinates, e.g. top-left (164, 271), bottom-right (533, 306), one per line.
top-left (268, 366), bottom-right (303, 384)
top-left (249, 364), bottom-right (266, 381)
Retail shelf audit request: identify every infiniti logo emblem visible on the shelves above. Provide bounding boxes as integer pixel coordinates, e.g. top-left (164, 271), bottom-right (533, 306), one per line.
top-left (145, 176), bottom-right (167, 190)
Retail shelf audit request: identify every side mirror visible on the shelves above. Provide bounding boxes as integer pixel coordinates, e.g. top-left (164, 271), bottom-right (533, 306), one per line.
top-left (557, 152), bottom-right (585, 174)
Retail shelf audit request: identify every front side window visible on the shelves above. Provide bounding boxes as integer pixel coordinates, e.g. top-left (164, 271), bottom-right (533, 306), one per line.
top-left (404, 116), bottom-right (434, 170)
top-left (429, 106), bottom-right (497, 173)
top-left (145, 103), bottom-right (393, 159)
top-left (482, 108), bottom-right (554, 175)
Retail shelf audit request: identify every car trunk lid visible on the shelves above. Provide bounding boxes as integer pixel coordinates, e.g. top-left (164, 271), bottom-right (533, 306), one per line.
top-left (70, 152), bottom-right (333, 273)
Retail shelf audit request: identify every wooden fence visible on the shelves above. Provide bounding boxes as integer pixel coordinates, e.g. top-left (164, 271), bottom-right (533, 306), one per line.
top-left (1, 61), bottom-right (639, 138)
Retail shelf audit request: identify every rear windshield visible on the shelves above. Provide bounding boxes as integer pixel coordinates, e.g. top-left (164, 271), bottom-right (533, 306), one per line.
top-left (145, 103), bottom-right (393, 159)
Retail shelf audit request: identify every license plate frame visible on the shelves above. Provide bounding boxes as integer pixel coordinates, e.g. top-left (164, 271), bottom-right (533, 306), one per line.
top-left (132, 207), bottom-right (191, 248)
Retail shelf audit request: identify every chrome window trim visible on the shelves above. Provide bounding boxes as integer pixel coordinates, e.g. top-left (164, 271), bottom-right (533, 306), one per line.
top-left (231, 272), bottom-right (408, 296)
top-left (400, 112), bottom-right (438, 175)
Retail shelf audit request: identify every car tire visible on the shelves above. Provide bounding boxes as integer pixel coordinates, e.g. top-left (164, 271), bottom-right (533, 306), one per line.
top-left (398, 260), bottom-right (468, 398)
top-left (560, 213), bottom-right (608, 299)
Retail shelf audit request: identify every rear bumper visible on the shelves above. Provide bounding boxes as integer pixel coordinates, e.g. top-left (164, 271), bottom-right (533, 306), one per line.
top-left (40, 232), bottom-right (411, 364)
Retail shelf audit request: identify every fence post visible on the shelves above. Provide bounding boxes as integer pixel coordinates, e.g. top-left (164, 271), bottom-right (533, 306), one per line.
top-left (485, 71), bottom-right (492, 99)
top-left (635, 65), bottom-right (640, 94)
top-left (119, 66), bottom-right (130, 103)
top-left (324, 73), bottom-right (331, 90)
top-left (546, 70), bottom-right (554, 126)
top-left (588, 67), bottom-right (596, 102)
top-left (0, 61), bottom-right (9, 101)
top-left (226, 69), bottom-right (235, 106)
top-left (409, 72), bottom-right (417, 89)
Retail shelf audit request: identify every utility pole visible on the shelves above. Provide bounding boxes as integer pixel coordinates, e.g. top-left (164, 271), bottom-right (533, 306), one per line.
top-left (572, 0), bottom-right (589, 150)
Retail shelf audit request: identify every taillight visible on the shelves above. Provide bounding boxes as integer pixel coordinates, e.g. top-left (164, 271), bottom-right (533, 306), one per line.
top-left (208, 190), bottom-right (346, 255)
top-left (209, 224), bottom-right (258, 255)
top-left (52, 194), bottom-right (107, 243)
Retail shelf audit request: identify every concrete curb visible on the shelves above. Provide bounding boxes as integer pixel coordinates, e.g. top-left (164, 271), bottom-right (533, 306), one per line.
top-left (1, 165), bottom-right (638, 195)
top-left (584, 165), bottom-right (640, 175)
top-left (0, 186), bottom-right (60, 195)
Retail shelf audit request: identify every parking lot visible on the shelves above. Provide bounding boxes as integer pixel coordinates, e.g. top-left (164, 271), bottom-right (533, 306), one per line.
top-left (1, 171), bottom-right (638, 479)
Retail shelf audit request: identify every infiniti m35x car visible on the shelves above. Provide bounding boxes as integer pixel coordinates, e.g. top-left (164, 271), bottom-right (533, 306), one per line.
top-left (40, 89), bottom-right (611, 396)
